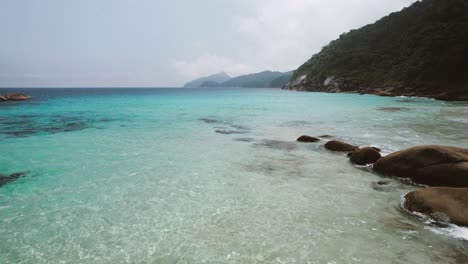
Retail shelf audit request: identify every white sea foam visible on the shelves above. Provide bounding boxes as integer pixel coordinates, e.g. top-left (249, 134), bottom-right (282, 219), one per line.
top-left (400, 193), bottom-right (468, 241)
top-left (427, 225), bottom-right (468, 241)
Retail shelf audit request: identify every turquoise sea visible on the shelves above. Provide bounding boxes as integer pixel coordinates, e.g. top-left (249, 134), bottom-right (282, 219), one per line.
top-left (1, 88), bottom-right (467, 263)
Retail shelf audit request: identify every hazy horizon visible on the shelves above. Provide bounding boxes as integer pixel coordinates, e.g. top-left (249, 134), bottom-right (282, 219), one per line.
top-left (1, 0), bottom-right (414, 88)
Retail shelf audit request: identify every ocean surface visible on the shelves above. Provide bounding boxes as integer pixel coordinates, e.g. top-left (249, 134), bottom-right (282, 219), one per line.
top-left (1, 88), bottom-right (467, 264)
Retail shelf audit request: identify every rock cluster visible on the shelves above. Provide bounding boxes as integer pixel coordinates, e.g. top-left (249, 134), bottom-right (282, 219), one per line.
top-left (282, 75), bottom-right (468, 101)
top-left (0, 93), bottom-right (31, 102)
top-left (296, 133), bottom-right (468, 227)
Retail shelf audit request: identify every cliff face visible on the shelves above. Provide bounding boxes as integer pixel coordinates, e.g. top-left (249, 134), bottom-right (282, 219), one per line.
top-left (285, 0), bottom-right (468, 100)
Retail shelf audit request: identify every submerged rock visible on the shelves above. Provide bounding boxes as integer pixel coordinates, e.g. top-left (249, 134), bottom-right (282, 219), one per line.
top-left (324, 140), bottom-right (359, 152)
top-left (296, 135), bottom-right (320, 143)
top-left (254, 140), bottom-right (297, 151)
top-left (318, 135), bottom-right (333, 138)
top-left (404, 187), bottom-right (468, 227)
top-left (233, 137), bottom-right (255, 142)
top-left (4, 93), bottom-right (31, 101)
top-left (374, 145), bottom-right (468, 187)
top-left (199, 118), bottom-right (224, 124)
top-left (0, 171), bottom-right (29, 187)
top-left (349, 147), bottom-right (382, 165)
top-left (377, 107), bottom-right (410, 112)
top-left (215, 129), bottom-right (248, 135)
top-left (371, 180), bottom-right (402, 192)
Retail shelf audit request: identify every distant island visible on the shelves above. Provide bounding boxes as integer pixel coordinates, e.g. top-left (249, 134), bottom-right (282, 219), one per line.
top-left (184, 70), bottom-right (293, 88)
top-left (283, 0), bottom-right (468, 101)
top-left (183, 72), bottom-right (232, 88)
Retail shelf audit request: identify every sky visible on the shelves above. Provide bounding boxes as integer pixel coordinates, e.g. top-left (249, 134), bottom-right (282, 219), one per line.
top-left (0, 0), bottom-right (415, 87)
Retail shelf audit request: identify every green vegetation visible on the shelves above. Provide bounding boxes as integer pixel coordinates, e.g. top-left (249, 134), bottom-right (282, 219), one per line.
top-left (186, 71), bottom-right (292, 88)
top-left (184, 72), bottom-right (231, 88)
top-left (291, 0), bottom-right (468, 96)
top-left (269, 72), bottom-right (293, 88)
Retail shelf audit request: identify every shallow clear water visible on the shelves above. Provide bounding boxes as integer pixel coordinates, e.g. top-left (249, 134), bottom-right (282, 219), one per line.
top-left (1, 88), bottom-right (467, 264)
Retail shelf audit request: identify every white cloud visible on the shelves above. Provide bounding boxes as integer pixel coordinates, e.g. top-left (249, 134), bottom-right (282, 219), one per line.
top-left (171, 0), bottom-right (414, 81)
top-left (233, 0), bottom-right (415, 72)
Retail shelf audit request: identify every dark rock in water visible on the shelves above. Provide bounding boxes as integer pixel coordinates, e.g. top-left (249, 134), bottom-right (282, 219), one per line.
top-left (4, 93), bottom-right (31, 101)
top-left (349, 147), bottom-right (382, 165)
top-left (404, 187), bottom-right (468, 227)
top-left (254, 140), bottom-right (297, 151)
top-left (318, 135), bottom-right (333, 138)
top-left (377, 107), bottom-right (410, 112)
top-left (371, 181), bottom-right (401, 192)
top-left (324, 140), bottom-right (359, 152)
top-left (0, 114), bottom-right (98, 138)
top-left (229, 124), bottom-right (250, 130)
top-left (296, 135), bottom-right (320, 143)
top-left (280, 120), bottom-right (312, 127)
top-left (199, 118), bottom-right (224, 124)
top-left (215, 129), bottom-right (248, 135)
top-left (233, 137), bottom-right (255, 142)
top-left (0, 171), bottom-right (29, 187)
top-left (374, 145), bottom-right (468, 187)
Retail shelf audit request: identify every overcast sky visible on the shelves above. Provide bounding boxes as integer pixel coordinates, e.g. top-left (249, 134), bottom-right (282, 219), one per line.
top-left (0, 0), bottom-right (414, 87)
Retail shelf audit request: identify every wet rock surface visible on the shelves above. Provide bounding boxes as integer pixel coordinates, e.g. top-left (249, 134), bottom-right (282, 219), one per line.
top-left (324, 140), bottom-right (359, 152)
top-left (0, 93), bottom-right (32, 103)
top-left (296, 135), bottom-right (320, 143)
top-left (404, 187), bottom-right (468, 227)
top-left (374, 145), bottom-right (468, 187)
top-left (4, 93), bottom-right (32, 101)
top-left (349, 147), bottom-right (382, 165)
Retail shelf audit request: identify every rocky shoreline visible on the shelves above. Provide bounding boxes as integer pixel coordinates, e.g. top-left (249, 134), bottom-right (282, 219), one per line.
top-left (282, 75), bottom-right (468, 101)
top-left (296, 135), bottom-right (468, 228)
top-left (0, 93), bottom-right (31, 102)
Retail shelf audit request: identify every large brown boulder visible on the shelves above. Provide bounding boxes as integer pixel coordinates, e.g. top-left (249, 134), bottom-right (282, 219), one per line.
top-left (324, 140), bottom-right (359, 152)
top-left (5, 93), bottom-right (31, 100)
top-left (374, 145), bottom-right (468, 187)
top-left (0, 96), bottom-right (7, 101)
top-left (297, 135), bottom-right (320, 143)
top-left (349, 147), bottom-right (382, 165)
top-left (404, 187), bottom-right (468, 227)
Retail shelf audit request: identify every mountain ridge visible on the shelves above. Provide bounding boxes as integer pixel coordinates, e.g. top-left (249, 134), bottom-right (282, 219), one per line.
top-left (184, 70), bottom-right (292, 88)
top-left (284, 0), bottom-right (468, 101)
top-left (183, 72), bottom-right (231, 88)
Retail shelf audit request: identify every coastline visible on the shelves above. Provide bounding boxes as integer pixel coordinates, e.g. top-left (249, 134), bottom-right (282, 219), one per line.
top-left (1, 88), bottom-right (467, 262)
top-left (282, 85), bottom-right (468, 101)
